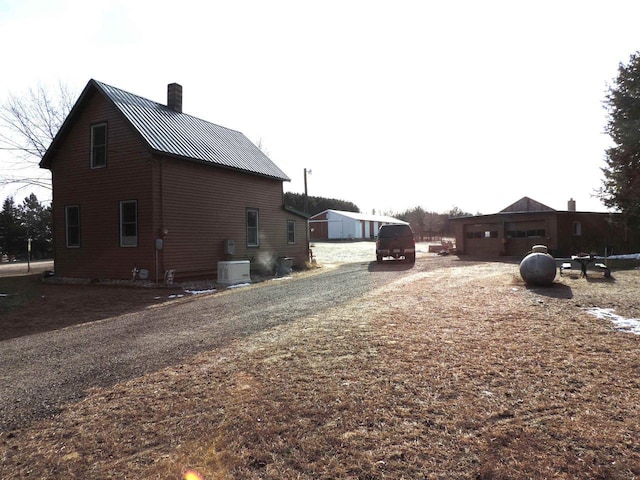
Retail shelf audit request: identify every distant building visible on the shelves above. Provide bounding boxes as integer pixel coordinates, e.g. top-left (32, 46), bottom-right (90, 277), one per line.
top-left (309, 210), bottom-right (407, 240)
top-left (451, 197), bottom-right (638, 257)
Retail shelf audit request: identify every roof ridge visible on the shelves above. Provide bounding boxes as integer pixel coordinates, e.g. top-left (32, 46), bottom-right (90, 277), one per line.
top-left (83, 79), bottom-right (290, 182)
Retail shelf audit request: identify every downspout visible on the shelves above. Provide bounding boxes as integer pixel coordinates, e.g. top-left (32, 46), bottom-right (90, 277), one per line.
top-left (156, 156), bottom-right (165, 284)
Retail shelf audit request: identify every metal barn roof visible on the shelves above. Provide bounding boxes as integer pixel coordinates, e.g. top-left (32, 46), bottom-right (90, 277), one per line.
top-left (42, 80), bottom-right (290, 182)
top-left (312, 209), bottom-right (408, 224)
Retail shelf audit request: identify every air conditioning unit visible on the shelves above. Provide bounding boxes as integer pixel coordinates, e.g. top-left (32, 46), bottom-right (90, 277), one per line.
top-left (217, 260), bottom-right (250, 286)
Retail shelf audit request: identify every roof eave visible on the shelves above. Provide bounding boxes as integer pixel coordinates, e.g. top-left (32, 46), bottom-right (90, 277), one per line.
top-left (40, 79), bottom-right (100, 169)
top-left (152, 149), bottom-right (290, 182)
top-left (284, 205), bottom-right (309, 219)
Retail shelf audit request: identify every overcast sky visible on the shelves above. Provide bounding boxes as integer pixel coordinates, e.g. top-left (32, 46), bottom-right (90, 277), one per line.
top-left (1, 0), bottom-right (639, 215)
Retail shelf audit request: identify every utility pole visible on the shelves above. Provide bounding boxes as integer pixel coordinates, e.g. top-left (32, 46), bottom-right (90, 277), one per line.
top-left (304, 168), bottom-right (310, 214)
top-left (304, 168), bottom-right (312, 262)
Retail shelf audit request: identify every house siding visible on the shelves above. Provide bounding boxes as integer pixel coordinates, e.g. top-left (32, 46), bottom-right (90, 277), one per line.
top-left (45, 82), bottom-right (307, 281)
top-left (50, 93), bottom-right (156, 279)
top-left (556, 212), bottom-right (628, 256)
top-left (151, 156), bottom-right (308, 279)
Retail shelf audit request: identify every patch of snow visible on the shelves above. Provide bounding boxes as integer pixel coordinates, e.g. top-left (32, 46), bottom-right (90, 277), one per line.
top-left (607, 253), bottom-right (640, 260)
top-left (227, 283), bottom-right (251, 289)
top-left (186, 289), bottom-right (217, 295)
top-left (586, 307), bottom-right (640, 335)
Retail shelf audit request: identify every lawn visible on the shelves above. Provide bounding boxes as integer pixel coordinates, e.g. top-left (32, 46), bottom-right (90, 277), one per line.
top-left (2, 259), bottom-right (640, 479)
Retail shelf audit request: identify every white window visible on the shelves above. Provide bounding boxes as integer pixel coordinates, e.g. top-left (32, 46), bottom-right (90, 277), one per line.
top-left (120, 200), bottom-right (137, 247)
top-left (573, 221), bottom-right (582, 236)
top-left (91, 123), bottom-right (107, 168)
top-left (247, 208), bottom-right (259, 247)
top-left (287, 220), bottom-right (296, 244)
top-left (65, 205), bottom-right (80, 247)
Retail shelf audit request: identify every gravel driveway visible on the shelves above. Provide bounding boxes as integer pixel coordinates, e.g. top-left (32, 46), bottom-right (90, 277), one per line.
top-left (0, 241), bottom-right (439, 431)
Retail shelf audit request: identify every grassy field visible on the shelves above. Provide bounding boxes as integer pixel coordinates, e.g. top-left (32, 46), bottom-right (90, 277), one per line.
top-left (2, 258), bottom-right (640, 479)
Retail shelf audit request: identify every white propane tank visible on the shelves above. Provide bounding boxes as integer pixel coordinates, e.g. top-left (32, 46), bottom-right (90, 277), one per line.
top-left (531, 245), bottom-right (548, 254)
top-left (519, 251), bottom-right (556, 286)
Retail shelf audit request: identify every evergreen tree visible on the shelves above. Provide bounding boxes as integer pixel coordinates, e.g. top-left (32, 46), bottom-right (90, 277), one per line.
top-left (284, 192), bottom-right (360, 216)
top-left (20, 193), bottom-right (52, 259)
top-left (600, 51), bottom-right (640, 229)
top-left (0, 197), bottom-right (26, 258)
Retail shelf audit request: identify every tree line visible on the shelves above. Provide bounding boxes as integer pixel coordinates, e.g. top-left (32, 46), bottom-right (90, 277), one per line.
top-left (0, 193), bottom-right (51, 260)
top-left (395, 206), bottom-right (471, 240)
top-left (284, 192), bottom-right (360, 216)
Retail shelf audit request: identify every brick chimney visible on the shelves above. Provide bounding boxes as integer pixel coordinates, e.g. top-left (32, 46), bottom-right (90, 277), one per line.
top-left (167, 83), bottom-right (182, 113)
top-left (568, 198), bottom-right (576, 211)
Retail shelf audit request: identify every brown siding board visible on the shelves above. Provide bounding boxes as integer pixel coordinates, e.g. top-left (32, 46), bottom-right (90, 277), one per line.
top-left (454, 211), bottom-right (639, 258)
top-left (159, 157), bottom-right (307, 279)
top-left (50, 93), bottom-right (155, 279)
top-left (47, 87), bottom-right (307, 281)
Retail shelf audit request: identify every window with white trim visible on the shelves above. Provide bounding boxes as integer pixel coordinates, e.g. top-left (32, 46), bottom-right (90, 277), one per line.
top-left (65, 205), bottom-right (80, 247)
top-left (247, 208), bottom-right (259, 247)
top-left (572, 221), bottom-right (582, 236)
top-left (287, 220), bottom-right (296, 244)
top-left (120, 200), bottom-right (137, 247)
top-left (91, 123), bottom-right (107, 168)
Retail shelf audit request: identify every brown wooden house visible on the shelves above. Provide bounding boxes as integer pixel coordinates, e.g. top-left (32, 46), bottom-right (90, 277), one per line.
top-left (40, 80), bottom-right (308, 281)
top-left (451, 197), bottom-right (638, 258)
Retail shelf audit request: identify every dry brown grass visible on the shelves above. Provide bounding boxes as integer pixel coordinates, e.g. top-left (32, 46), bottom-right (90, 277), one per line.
top-left (2, 260), bottom-right (640, 479)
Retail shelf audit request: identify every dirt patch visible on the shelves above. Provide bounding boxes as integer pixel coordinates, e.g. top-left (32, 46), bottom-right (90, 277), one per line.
top-left (0, 262), bottom-right (187, 341)
top-left (2, 257), bottom-right (640, 479)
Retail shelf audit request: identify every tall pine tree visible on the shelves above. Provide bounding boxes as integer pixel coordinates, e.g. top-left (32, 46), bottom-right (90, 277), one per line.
top-left (600, 52), bottom-right (640, 229)
top-left (0, 197), bottom-right (25, 258)
top-left (20, 193), bottom-right (52, 259)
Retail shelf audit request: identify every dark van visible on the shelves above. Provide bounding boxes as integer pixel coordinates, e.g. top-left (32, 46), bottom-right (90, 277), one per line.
top-left (376, 224), bottom-right (416, 263)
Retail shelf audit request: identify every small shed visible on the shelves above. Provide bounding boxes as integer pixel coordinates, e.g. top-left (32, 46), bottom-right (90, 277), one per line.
top-left (309, 210), bottom-right (407, 240)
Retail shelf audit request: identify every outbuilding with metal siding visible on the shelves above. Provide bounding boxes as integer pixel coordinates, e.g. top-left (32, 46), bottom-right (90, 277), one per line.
top-left (309, 210), bottom-right (408, 241)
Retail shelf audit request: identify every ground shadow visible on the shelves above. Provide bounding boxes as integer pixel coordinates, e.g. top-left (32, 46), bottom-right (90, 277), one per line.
top-left (559, 271), bottom-right (617, 282)
top-left (368, 260), bottom-right (416, 272)
top-left (452, 255), bottom-right (521, 265)
top-left (526, 282), bottom-right (574, 299)
top-left (586, 274), bottom-right (617, 284)
top-left (0, 272), bottom-right (186, 341)
top-left (524, 272), bottom-right (617, 300)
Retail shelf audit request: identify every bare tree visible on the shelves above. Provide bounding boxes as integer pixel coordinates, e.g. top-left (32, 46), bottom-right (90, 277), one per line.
top-left (0, 82), bottom-right (76, 192)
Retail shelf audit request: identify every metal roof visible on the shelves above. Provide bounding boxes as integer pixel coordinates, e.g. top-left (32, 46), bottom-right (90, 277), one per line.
top-left (92, 80), bottom-right (290, 181)
top-left (500, 196), bottom-right (555, 213)
top-left (311, 209), bottom-right (408, 225)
